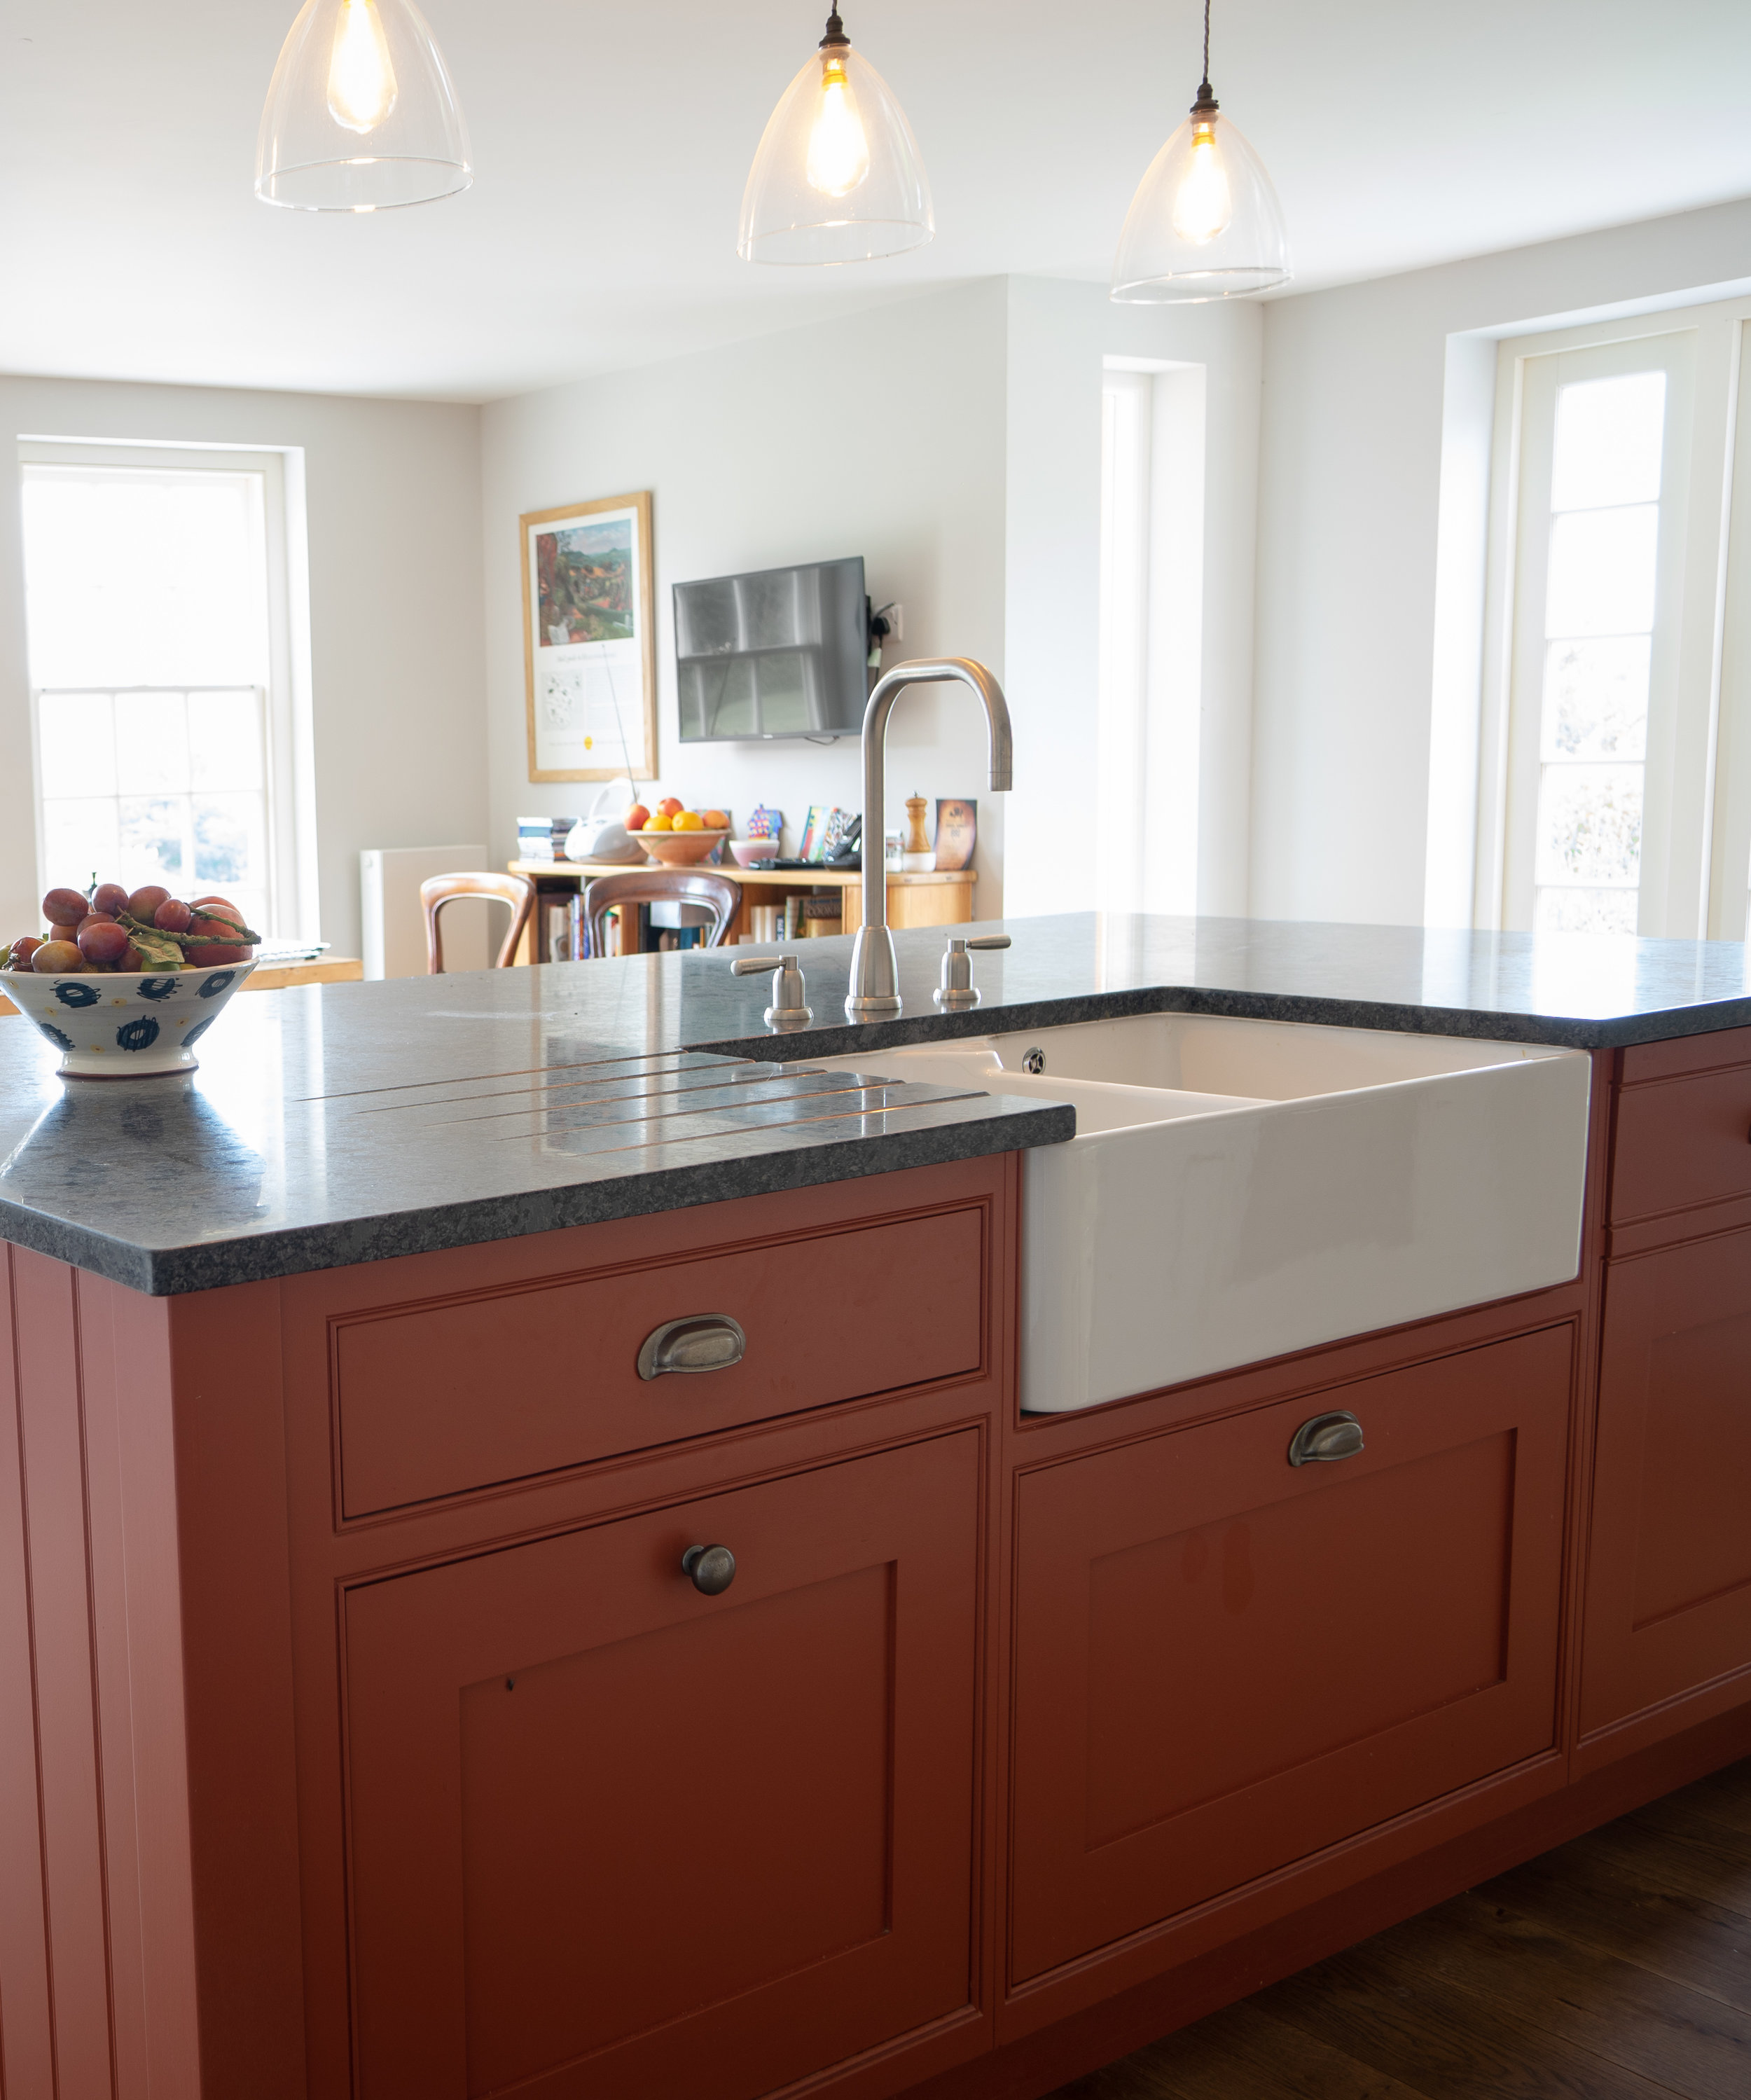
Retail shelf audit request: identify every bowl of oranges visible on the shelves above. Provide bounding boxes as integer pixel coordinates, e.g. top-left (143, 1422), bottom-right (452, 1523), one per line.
top-left (626, 797), bottom-right (731, 868)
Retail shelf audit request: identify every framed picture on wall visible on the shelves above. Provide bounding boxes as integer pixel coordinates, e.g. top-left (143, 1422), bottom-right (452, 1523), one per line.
top-left (520, 490), bottom-right (657, 781)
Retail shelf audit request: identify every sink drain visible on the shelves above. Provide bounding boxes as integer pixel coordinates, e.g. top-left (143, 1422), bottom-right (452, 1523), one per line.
top-left (1023, 1047), bottom-right (1045, 1075)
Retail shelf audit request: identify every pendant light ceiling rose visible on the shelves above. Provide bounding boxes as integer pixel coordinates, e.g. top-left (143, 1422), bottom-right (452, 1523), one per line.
top-left (256, 0), bottom-right (472, 212)
top-left (738, 5), bottom-right (934, 267)
top-left (1111, 0), bottom-right (1291, 305)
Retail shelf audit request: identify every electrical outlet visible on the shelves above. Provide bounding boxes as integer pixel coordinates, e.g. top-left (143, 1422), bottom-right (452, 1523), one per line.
top-left (884, 602), bottom-right (904, 642)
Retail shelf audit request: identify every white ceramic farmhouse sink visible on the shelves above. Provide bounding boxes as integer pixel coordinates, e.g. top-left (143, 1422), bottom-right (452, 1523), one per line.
top-left (815, 1013), bottom-right (1591, 1412)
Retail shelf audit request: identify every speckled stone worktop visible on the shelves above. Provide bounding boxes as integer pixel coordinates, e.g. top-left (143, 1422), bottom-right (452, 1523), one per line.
top-left (5, 909), bottom-right (1751, 1295)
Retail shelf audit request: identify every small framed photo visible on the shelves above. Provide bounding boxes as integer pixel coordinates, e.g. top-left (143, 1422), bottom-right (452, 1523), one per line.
top-left (934, 799), bottom-right (977, 871)
top-left (521, 491), bottom-right (657, 782)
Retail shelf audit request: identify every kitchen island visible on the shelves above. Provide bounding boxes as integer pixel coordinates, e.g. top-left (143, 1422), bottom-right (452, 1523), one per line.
top-left (3, 912), bottom-right (1750, 2100)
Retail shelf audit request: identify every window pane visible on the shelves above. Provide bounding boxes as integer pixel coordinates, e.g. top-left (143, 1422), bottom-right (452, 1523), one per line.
top-left (1541, 637), bottom-right (1650, 761)
top-left (38, 691), bottom-right (115, 799)
top-left (187, 691), bottom-right (265, 791)
top-left (1535, 885), bottom-right (1640, 934)
top-left (1545, 506), bottom-right (1659, 637)
top-left (118, 795), bottom-right (190, 886)
top-left (22, 467), bottom-right (265, 689)
top-left (192, 793), bottom-right (265, 892)
top-left (113, 691), bottom-right (191, 796)
top-left (1535, 763), bottom-right (1644, 887)
top-left (1550, 371), bottom-right (1666, 513)
top-left (41, 799), bottom-right (119, 891)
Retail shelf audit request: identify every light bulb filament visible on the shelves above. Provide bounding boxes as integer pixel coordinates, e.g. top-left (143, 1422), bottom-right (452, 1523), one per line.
top-left (328, 0), bottom-right (399, 135)
top-left (805, 52), bottom-right (870, 198)
top-left (1171, 118), bottom-right (1232, 244)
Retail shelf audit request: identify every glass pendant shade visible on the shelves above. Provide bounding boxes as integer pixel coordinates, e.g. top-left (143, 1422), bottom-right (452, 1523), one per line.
top-left (1112, 107), bottom-right (1290, 302)
top-left (256, 0), bottom-right (471, 212)
top-left (738, 25), bottom-right (933, 265)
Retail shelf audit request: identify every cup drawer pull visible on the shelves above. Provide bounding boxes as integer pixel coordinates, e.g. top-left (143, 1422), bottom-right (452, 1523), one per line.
top-left (637, 1314), bottom-right (747, 1381)
top-left (1287, 1410), bottom-right (1365, 1466)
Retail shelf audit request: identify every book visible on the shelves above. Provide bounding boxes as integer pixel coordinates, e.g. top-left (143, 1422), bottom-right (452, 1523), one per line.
top-left (798, 805), bottom-right (833, 864)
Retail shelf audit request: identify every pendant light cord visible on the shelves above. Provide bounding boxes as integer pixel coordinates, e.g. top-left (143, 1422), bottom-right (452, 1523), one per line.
top-left (1192, 0), bottom-right (1219, 115)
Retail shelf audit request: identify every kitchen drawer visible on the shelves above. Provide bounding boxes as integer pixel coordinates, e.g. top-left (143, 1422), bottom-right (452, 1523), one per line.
top-left (1611, 1055), bottom-right (1751, 1226)
top-left (341, 1431), bottom-right (983, 2100)
top-left (1008, 1324), bottom-right (1572, 1984)
top-left (335, 1201), bottom-right (986, 1517)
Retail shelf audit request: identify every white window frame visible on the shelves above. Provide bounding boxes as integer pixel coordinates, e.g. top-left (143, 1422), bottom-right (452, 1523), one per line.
top-left (1097, 357), bottom-right (1206, 919)
top-left (1474, 296), bottom-right (1751, 939)
top-left (18, 439), bottom-right (318, 941)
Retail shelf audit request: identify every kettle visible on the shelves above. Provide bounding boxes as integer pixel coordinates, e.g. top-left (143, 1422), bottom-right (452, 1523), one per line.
top-left (566, 780), bottom-right (646, 864)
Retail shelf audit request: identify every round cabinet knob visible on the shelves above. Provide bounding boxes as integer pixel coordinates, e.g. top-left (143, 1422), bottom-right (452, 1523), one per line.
top-left (681, 1543), bottom-right (737, 1595)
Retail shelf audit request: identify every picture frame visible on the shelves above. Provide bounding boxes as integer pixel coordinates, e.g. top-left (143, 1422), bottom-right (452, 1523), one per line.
top-left (520, 490), bottom-right (657, 782)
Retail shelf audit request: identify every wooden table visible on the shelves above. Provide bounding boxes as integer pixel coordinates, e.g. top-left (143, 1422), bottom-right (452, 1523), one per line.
top-left (508, 859), bottom-right (976, 961)
top-left (0, 954), bottom-right (363, 1019)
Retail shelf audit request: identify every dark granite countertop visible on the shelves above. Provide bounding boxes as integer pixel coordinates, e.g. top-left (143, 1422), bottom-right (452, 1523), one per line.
top-left (4, 910), bottom-right (1750, 1296)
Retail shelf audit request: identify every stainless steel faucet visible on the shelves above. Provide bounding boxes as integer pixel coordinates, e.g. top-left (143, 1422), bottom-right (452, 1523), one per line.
top-left (846, 657), bottom-right (1013, 1018)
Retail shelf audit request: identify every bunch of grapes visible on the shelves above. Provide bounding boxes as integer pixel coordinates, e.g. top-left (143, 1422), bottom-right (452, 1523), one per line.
top-left (2, 880), bottom-right (259, 975)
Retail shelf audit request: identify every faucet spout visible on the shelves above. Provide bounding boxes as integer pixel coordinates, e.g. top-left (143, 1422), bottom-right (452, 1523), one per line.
top-left (847, 656), bottom-right (1012, 1018)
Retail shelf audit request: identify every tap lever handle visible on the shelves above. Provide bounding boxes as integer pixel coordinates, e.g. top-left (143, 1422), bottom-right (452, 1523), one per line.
top-left (732, 953), bottom-right (810, 1030)
top-left (965, 934), bottom-right (1011, 951)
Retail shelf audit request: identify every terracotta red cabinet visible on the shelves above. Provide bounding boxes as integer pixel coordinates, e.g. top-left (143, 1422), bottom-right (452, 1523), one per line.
top-left (340, 1430), bottom-right (984, 2100)
top-left (1008, 1326), bottom-right (1572, 1985)
top-left (1582, 1225), bottom-right (1751, 1737)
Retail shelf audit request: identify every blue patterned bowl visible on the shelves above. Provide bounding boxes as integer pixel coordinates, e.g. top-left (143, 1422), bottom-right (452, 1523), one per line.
top-left (1, 960), bottom-right (258, 1078)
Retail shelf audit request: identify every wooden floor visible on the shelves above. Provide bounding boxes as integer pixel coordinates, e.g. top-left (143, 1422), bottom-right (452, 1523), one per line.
top-left (1049, 1756), bottom-right (1751, 2100)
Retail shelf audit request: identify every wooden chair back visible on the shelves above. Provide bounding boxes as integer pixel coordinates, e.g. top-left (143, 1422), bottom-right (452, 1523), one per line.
top-left (583, 870), bottom-right (740, 958)
top-left (420, 872), bottom-right (536, 974)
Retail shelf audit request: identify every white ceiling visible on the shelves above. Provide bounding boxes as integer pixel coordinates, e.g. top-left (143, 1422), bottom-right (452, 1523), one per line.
top-left (0, 0), bottom-right (1747, 403)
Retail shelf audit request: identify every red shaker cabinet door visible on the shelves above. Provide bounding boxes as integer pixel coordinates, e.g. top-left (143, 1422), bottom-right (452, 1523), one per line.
top-left (1582, 1228), bottom-right (1751, 1736)
top-left (342, 1431), bottom-right (983, 2100)
top-left (1009, 1327), bottom-right (1571, 1985)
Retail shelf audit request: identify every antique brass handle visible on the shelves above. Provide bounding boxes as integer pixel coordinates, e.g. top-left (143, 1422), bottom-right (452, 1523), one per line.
top-left (1287, 1410), bottom-right (1365, 1467)
top-left (637, 1315), bottom-right (746, 1381)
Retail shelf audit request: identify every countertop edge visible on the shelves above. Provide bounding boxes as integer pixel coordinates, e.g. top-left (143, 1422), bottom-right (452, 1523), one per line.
top-left (1, 1101), bottom-right (1074, 1297)
top-left (701, 986), bottom-right (1751, 1058)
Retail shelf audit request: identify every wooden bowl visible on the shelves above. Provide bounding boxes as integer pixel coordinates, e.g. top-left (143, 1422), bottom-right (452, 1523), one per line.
top-left (637, 828), bottom-right (731, 867)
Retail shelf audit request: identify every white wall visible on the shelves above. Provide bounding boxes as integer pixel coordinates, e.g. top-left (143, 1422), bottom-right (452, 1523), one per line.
top-left (480, 282), bottom-right (1011, 904)
top-left (1252, 195), bottom-right (1751, 927)
top-left (1002, 279), bottom-right (1262, 919)
top-left (0, 377), bottom-right (485, 958)
top-left (480, 276), bottom-right (1266, 929)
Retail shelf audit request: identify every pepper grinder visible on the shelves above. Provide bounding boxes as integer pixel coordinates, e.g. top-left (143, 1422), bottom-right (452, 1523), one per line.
top-left (900, 794), bottom-right (935, 872)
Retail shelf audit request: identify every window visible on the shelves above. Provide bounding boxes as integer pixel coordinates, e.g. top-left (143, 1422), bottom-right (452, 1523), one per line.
top-left (1096, 359), bottom-right (1205, 917)
top-left (1478, 297), bottom-right (1751, 939)
top-left (20, 445), bottom-right (313, 940)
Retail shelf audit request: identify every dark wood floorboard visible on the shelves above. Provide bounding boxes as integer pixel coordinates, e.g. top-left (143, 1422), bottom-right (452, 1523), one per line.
top-left (1046, 1755), bottom-right (1751, 2100)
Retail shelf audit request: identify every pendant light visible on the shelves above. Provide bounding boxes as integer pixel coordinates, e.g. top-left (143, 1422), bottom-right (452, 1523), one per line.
top-left (256, 0), bottom-right (471, 212)
top-left (738, 7), bottom-right (933, 265)
top-left (1111, 0), bottom-right (1289, 303)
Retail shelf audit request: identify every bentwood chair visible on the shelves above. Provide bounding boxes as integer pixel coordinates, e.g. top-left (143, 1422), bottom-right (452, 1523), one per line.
top-left (583, 870), bottom-right (740, 958)
top-left (420, 871), bottom-right (537, 973)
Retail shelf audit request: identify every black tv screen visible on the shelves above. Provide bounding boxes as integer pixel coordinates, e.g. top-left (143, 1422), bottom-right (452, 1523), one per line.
top-left (674, 555), bottom-right (868, 741)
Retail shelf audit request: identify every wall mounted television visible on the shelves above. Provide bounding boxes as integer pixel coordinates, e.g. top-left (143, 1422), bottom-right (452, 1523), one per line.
top-left (674, 555), bottom-right (868, 742)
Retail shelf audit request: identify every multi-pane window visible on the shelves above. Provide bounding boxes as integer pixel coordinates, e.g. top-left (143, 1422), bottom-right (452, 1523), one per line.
top-left (1532, 371), bottom-right (1665, 932)
top-left (21, 453), bottom-right (306, 940)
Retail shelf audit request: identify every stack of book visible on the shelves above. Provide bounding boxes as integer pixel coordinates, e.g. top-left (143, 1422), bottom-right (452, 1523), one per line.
top-left (516, 816), bottom-right (578, 862)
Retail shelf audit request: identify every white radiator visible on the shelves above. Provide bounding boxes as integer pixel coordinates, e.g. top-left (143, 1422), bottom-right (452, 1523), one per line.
top-left (359, 844), bottom-right (492, 979)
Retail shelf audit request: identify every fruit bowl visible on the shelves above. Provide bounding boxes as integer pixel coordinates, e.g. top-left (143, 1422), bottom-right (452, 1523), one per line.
top-left (638, 828), bottom-right (731, 868)
top-left (1, 960), bottom-right (258, 1079)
